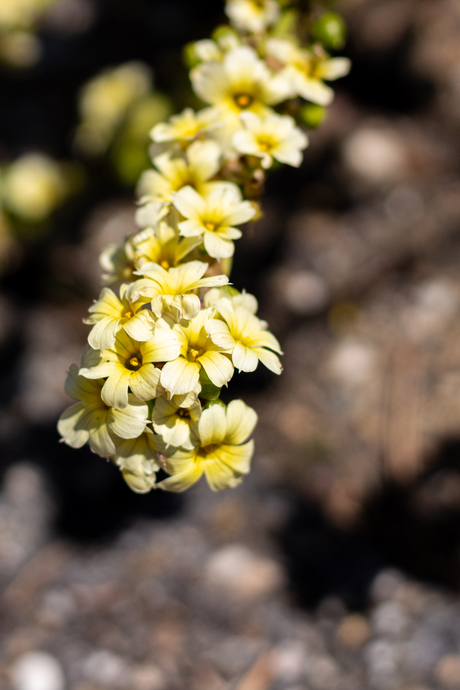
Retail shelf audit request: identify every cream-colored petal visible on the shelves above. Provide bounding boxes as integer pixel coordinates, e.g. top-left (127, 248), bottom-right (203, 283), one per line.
top-left (224, 399), bottom-right (258, 445)
top-left (114, 429), bottom-right (159, 470)
top-left (202, 457), bottom-right (242, 491)
top-left (158, 462), bottom-right (203, 492)
top-left (218, 440), bottom-right (254, 474)
top-left (203, 231), bottom-right (235, 259)
top-left (252, 347), bottom-right (282, 374)
top-left (296, 74), bottom-right (334, 106)
top-left (320, 57), bottom-right (351, 81)
top-left (205, 319), bottom-right (236, 350)
top-left (160, 357), bottom-right (201, 396)
top-left (198, 351), bottom-right (234, 387)
top-left (225, 201), bottom-right (256, 226)
top-left (178, 219), bottom-right (206, 237)
top-left (109, 396), bottom-right (149, 438)
top-left (191, 61), bottom-right (229, 106)
top-left (198, 404), bottom-right (227, 446)
top-left (141, 324), bottom-right (181, 363)
top-left (57, 402), bottom-right (90, 448)
top-left (122, 468), bottom-right (155, 493)
top-left (88, 418), bottom-right (116, 457)
top-left (122, 311), bottom-right (156, 341)
top-left (180, 294), bottom-right (201, 320)
top-left (187, 139), bottom-right (221, 181)
top-left (130, 364), bottom-right (163, 401)
top-left (88, 316), bottom-right (121, 351)
top-left (101, 369), bottom-right (132, 409)
top-left (173, 185), bottom-right (207, 219)
top-left (232, 342), bottom-right (259, 372)
top-left (88, 287), bottom-right (123, 317)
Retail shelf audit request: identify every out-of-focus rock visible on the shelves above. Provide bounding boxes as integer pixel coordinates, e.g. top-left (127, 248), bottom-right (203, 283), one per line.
top-left (336, 614), bottom-right (371, 649)
top-left (82, 650), bottom-right (130, 687)
top-left (281, 270), bottom-right (330, 315)
top-left (131, 664), bottom-right (167, 690)
top-left (371, 602), bottom-right (410, 638)
top-left (0, 464), bottom-right (52, 581)
top-left (343, 127), bottom-right (407, 184)
top-left (436, 655), bottom-right (460, 689)
top-left (10, 652), bottom-right (65, 690)
top-left (204, 545), bottom-right (284, 600)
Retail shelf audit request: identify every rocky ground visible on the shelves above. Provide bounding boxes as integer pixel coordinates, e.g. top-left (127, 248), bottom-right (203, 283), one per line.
top-left (3, 0), bottom-right (460, 688)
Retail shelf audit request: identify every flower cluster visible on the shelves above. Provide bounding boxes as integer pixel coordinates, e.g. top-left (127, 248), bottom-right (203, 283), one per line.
top-left (0, 0), bottom-right (60, 67)
top-left (59, 0), bottom-right (350, 493)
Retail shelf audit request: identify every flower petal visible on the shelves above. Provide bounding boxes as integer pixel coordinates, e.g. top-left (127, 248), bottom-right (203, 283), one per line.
top-left (160, 357), bottom-right (201, 396)
top-left (225, 400), bottom-right (258, 445)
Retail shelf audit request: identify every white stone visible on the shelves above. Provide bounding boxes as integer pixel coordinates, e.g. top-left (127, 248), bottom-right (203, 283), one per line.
top-left (204, 545), bottom-right (283, 599)
top-left (283, 270), bottom-right (329, 315)
top-left (343, 128), bottom-right (406, 183)
top-left (82, 649), bottom-right (129, 685)
top-left (11, 652), bottom-right (65, 690)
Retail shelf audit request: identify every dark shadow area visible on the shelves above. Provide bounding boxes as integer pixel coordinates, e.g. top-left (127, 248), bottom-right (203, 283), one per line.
top-left (0, 422), bottom-right (183, 543)
top-left (341, 27), bottom-right (436, 115)
top-left (278, 439), bottom-right (460, 610)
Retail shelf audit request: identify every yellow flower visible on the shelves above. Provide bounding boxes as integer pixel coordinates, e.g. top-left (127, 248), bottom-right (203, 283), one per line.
top-left (150, 107), bottom-right (220, 148)
top-left (113, 428), bottom-right (161, 493)
top-left (99, 237), bottom-right (138, 285)
top-left (225, 0), bottom-right (280, 34)
top-left (191, 46), bottom-right (291, 129)
top-left (158, 400), bottom-right (257, 492)
top-left (173, 184), bottom-right (256, 259)
top-left (206, 298), bottom-right (282, 373)
top-left (3, 153), bottom-right (67, 221)
top-left (58, 364), bottom-right (149, 458)
top-left (79, 323), bottom-right (181, 409)
top-left (204, 287), bottom-right (258, 314)
top-left (128, 260), bottom-right (229, 322)
top-left (152, 395), bottom-right (202, 450)
top-left (85, 283), bottom-right (155, 351)
top-left (137, 140), bottom-right (222, 203)
top-left (266, 38), bottom-right (351, 106)
top-left (75, 62), bottom-right (151, 155)
top-left (160, 308), bottom-right (234, 397)
top-left (233, 111), bottom-right (308, 168)
top-left (131, 222), bottom-right (202, 271)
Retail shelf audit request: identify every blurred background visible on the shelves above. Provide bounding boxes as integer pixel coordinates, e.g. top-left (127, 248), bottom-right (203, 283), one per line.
top-left (2, 0), bottom-right (460, 688)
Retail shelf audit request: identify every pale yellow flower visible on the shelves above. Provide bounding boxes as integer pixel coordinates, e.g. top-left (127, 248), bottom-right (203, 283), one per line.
top-left (128, 260), bottom-right (229, 322)
top-left (152, 395), bottom-right (202, 450)
top-left (75, 62), bottom-right (151, 155)
top-left (225, 0), bottom-right (280, 34)
top-left (2, 153), bottom-right (67, 221)
top-left (137, 140), bottom-right (222, 203)
top-left (233, 111), bottom-right (308, 168)
top-left (79, 323), bottom-right (181, 409)
top-left (158, 400), bottom-right (257, 492)
top-left (266, 38), bottom-right (350, 106)
top-left (206, 298), bottom-right (282, 374)
top-left (150, 107), bottom-right (220, 148)
top-left (58, 364), bottom-right (149, 458)
top-left (160, 308), bottom-right (234, 397)
top-left (173, 184), bottom-right (255, 259)
top-left (99, 237), bottom-right (138, 285)
top-left (204, 287), bottom-right (258, 314)
top-left (191, 46), bottom-right (291, 129)
top-left (130, 222), bottom-right (202, 271)
top-left (85, 283), bottom-right (155, 351)
top-left (113, 428), bottom-right (160, 493)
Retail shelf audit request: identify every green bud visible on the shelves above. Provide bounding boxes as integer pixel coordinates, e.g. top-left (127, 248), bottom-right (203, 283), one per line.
top-left (311, 12), bottom-right (347, 51)
top-left (298, 102), bottom-right (326, 129)
top-left (199, 369), bottom-right (221, 400)
top-left (203, 398), bottom-right (226, 410)
top-left (272, 9), bottom-right (299, 37)
top-left (183, 42), bottom-right (200, 69)
top-left (212, 25), bottom-right (238, 45)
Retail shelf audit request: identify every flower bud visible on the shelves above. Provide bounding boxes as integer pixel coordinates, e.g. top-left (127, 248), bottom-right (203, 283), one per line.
top-left (311, 12), bottom-right (346, 51)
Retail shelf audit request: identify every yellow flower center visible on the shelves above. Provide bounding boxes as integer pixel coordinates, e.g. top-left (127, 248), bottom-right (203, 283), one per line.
top-left (177, 408), bottom-right (190, 419)
top-left (187, 347), bottom-right (201, 361)
top-left (234, 93), bottom-right (254, 109)
top-left (127, 354), bottom-right (142, 370)
top-left (123, 310), bottom-right (133, 319)
top-left (160, 260), bottom-right (170, 269)
top-left (257, 136), bottom-right (275, 152)
top-left (204, 222), bottom-right (216, 232)
top-left (198, 443), bottom-right (220, 457)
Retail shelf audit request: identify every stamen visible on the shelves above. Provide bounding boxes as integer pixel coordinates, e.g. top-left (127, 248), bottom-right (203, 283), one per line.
top-left (234, 93), bottom-right (253, 109)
